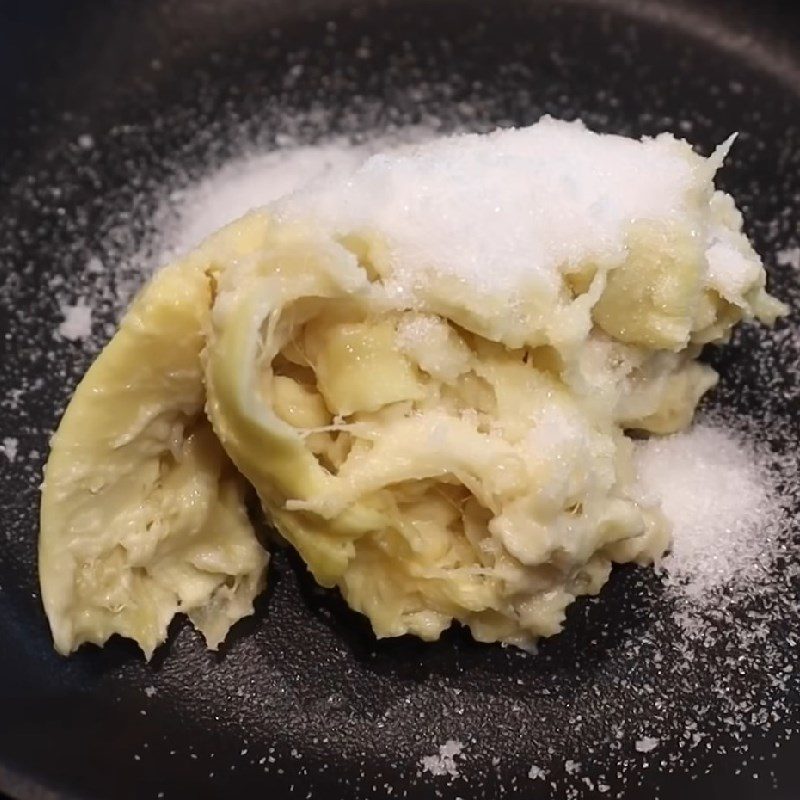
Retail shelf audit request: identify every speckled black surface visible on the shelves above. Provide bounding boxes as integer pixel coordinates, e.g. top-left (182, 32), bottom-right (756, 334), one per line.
top-left (1, 1), bottom-right (799, 798)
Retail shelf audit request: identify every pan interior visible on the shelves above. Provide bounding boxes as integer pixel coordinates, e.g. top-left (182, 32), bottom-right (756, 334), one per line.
top-left (0, 1), bottom-right (798, 798)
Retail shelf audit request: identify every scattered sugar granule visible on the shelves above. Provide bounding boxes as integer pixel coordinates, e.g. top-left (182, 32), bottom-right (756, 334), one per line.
top-left (77, 133), bottom-right (94, 149)
top-left (144, 686), bottom-right (157, 698)
top-left (58, 300), bottom-right (92, 340)
top-left (776, 246), bottom-right (800, 269)
top-left (635, 736), bottom-right (660, 753)
top-left (528, 765), bottom-right (547, 780)
top-left (634, 424), bottom-right (769, 598)
top-left (1, 437), bottom-right (18, 463)
top-left (419, 740), bottom-right (464, 778)
top-left (85, 256), bottom-right (105, 274)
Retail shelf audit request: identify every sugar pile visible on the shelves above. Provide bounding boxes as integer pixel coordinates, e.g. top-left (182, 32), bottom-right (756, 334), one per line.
top-left (274, 118), bottom-right (738, 298)
top-left (162, 129), bottom-right (432, 261)
top-left (634, 424), bottom-right (772, 599)
top-left (164, 141), bottom-right (368, 257)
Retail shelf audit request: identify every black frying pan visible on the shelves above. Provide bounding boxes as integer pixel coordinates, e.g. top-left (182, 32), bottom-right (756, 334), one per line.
top-left (1, 1), bottom-right (799, 798)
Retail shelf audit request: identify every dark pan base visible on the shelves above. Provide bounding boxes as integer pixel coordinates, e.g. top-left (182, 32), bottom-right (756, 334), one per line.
top-left (0, 1), bottom-right (798, 798)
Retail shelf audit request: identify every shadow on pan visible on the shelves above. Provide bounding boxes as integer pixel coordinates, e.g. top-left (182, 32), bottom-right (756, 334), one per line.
top-left (0, 0), bottom-right (798, 798)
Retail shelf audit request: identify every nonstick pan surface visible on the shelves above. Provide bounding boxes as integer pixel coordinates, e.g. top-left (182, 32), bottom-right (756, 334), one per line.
top-left (1, 1), bottom-right (799, 798)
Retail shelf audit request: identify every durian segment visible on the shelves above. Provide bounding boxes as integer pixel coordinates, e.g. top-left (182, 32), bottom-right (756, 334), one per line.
top-left (40, 217), bottom-right (270, 658)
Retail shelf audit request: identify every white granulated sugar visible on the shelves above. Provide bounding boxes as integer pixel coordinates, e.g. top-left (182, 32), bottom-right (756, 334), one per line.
top-left (776, 246), bottom-right (800, 269)
top-left (275, 117), bottom-right (711, 297)
top-left (1, 437), bottom-right (18, 463)
top-left (705, 239), bottom-right (759, 299)
top-left (167, 130), bottom-right (432, 257)
top-left (168, 142), bottom-right (367, 255)
top-left (634, 424), bottom-right (770, 598)
top-left (635, 736), bottom-right (660, 754)
top-left (58, 300), bottom-right (92, 340)
top-left (528, 765), bottom-right (546, 780)
top-left (419, 740), bottom-right (464, 778)
top-left (395, 314), bottom-right (442, 349)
